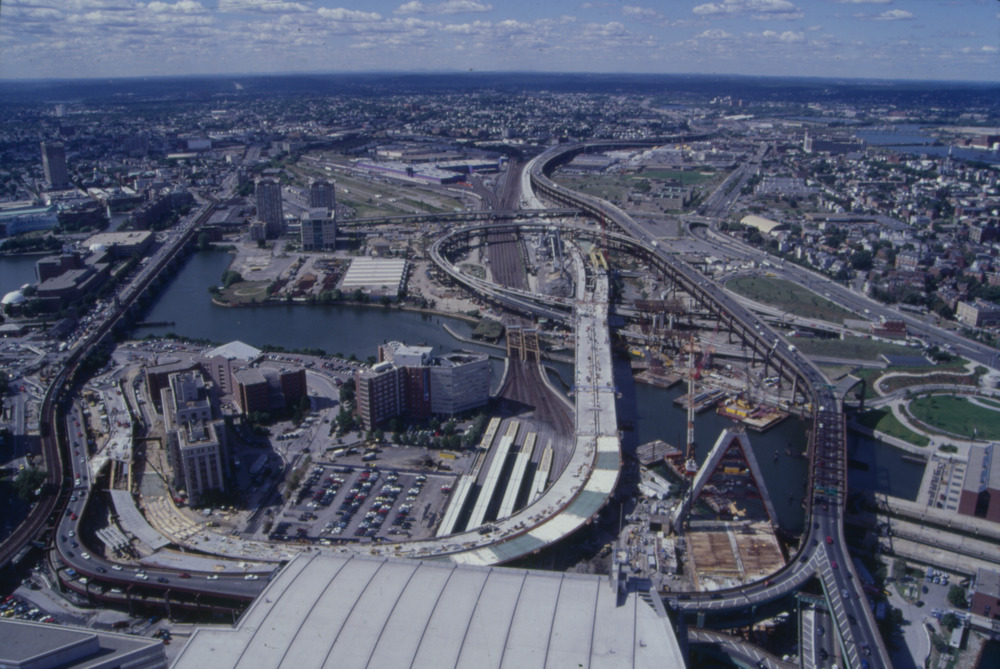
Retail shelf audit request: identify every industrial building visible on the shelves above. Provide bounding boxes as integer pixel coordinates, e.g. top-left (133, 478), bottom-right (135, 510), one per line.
top-left (0, 201), bottom-right (59, 237)
top-left (171, 552), bottom-right (684, 669)
top-left (355, 160), bottom-right (465, 184)
top-left (82, 230), bottom-right (154, 258)
top-left (339, 257), bottom-right (408, 299)
top-left (970, 567), bottom-right (1000, 619)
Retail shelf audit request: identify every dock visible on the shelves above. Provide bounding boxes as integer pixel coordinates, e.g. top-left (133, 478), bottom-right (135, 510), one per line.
top-left (716, 400), bottom-right (790, 432)
top-left (674, 388), bottom-right (728, 413)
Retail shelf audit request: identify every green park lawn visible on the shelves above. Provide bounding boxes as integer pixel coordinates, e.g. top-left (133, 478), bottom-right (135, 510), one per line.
top-left (725, 276), bottom-right (855, 324)
top-left (908, 395), bottom-right (1000, 441)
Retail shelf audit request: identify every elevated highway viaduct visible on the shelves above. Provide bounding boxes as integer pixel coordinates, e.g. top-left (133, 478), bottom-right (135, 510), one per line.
top-left (526, 141), bottom-right (891, 668)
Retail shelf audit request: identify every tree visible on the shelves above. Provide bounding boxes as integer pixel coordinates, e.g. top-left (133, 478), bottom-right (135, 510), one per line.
top-left (13, 467), bottom-right (45, 501)
top-left (947, 585), bottom-right (967, 609)
top-left (851, 250), bottom-right (873, 271)
top-left (941, 612), bottom-right (960, 631)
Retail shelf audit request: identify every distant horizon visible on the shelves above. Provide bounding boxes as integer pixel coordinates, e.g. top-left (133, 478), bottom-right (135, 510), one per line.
top-left (0, 69), bottom-right (995, 87)
top-left (2, 1), bottom-right (997, 84)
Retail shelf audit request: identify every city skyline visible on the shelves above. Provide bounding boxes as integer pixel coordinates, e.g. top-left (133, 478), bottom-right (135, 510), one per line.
top-left (1, 1), bottom-right (998, 83)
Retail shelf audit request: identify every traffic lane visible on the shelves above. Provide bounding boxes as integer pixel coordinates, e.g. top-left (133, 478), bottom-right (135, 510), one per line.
top-left (55, 530), bottom-right (268, 599)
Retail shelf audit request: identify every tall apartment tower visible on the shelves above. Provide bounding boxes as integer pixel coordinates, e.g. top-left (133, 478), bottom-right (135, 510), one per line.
top-left (255, 178), bottom-right (284, 239)
top-left (40, 141), bottom-right (70, 189)
top-left (309, 179), bottom-right (335, 210)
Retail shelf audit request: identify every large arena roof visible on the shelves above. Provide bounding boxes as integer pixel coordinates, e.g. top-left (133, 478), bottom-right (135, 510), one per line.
top-left (172, 553), bottom-right (684, 669)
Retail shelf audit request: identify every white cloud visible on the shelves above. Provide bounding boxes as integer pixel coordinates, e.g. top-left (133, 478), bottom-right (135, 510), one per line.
top-left (871, 9), bottom-right (914, 21)
top-left (693, 0), bottom-right (802, 20)
top-left (145, 1), bottom-right (207, 14)
top-left (749, 29), bottom-right (804, 43)
top-left (622, 5), bottom-right (662, 21)
top-left (317, 8), bottom-right (382, 22)
top-left (395, 1), bottom-right (492, 15)
top-left (960, 45), bottom-right (998, 54)
top-left (695, 28), bottom-right (733, 39)
top-left (218, 0), bottom-right (309, 13)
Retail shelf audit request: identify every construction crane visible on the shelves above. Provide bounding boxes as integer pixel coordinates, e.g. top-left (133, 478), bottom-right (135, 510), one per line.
top-left (685, 334), bottom-right (700, 476)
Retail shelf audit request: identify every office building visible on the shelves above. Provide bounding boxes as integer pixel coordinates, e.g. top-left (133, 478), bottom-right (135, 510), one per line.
top-left (430, 353), bottom-right (491, 415)
top-left (355, 342), bottom-right (490, 430)
top-left (309, 179), bottom-right (335, 210)
top-left (300, 208), bottom-right (337, 251)
top-left (40, 141), bottom-right (70, 189)
top-left (159, 370), bottom-right (227, 503)
top-left (355, 363), bottom-right (405, 431)
top-left (255, 178), bottom-right (284, 239)
top-left (232, 366), bottom-right (307, 414)
top-left (174, 420), bottom-right (226, 502)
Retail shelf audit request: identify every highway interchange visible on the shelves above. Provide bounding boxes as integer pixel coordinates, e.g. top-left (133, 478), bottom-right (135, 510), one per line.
top-left (8, 136), bottom-right (992, 665)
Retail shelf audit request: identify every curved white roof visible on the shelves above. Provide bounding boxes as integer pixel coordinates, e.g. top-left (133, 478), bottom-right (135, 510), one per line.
top-left (173, 553), bottom-right (684, 669)
top-left (1, 290), bottom-right (26, 306)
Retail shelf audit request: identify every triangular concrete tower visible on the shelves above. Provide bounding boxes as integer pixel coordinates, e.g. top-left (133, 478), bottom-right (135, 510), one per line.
top-left (673, 428), bottom-right (778, 533)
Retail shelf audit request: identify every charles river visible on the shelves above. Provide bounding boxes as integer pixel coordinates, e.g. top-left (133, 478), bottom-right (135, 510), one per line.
top-left (1, 249), bottom-right (925, 532)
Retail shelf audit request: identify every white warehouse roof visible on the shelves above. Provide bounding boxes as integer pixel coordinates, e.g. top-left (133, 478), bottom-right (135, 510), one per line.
top-left (339, 257), bottom-right (408, 294)
top-left (171, 552), bottom-right (684, 669)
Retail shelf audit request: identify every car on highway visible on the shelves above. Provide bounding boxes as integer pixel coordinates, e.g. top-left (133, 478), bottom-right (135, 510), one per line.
top-left (244, 574), bottom-right (259, 580)
top-left (206, 574), bottom-right (219, 580)
top-left (825, 535), bottom-right (833, 544)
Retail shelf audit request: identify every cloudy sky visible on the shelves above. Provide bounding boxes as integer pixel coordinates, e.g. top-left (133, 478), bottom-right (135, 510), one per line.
top-left (1, 0), bottom-right (997, 81)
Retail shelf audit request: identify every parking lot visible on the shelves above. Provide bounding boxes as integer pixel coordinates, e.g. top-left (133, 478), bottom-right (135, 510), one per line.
top-left (269, 461), bottom-right (457, 545)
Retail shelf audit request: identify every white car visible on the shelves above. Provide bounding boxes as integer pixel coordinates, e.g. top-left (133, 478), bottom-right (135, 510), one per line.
top-left (244, 574), bottom-right (259, 581)
top-left (80, 552), bottom-right (91, 560)
top-left (206, 574), bottom-right (220, 580)
top-left (111, 564), bottom-right (123, 571)
top-left (136, 572), bottom-right (148, 580)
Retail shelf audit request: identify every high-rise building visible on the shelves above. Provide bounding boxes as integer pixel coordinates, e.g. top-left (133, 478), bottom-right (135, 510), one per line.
top-left (300, 208), bottom-right (337, 251)
top-left (255, 178), bottom-right (284, 239)
top-left (309, 179), bottom-right (336, 210)
top-left (40, 141), bottom-right (70, 189)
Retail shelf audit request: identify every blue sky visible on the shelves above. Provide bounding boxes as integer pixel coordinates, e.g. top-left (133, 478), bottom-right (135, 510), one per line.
top-left (1, 1), bottom-right (997, 81)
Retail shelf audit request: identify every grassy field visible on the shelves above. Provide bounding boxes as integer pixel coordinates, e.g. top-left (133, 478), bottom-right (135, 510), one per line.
top-left (217, 280), bottom-right (271, 305)
top-left (725, 276), bottom-right (855, 324)
top-left (908, 395), bottom-right (1000, 440)
top-left (856, 408), bottom-right (930, 447)
top-left (552, 174), bottom-right (632, 202)
top-left (637, 169), bottom-right (718, 185)
top-left (790, 337), bottom-right (917, 361)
